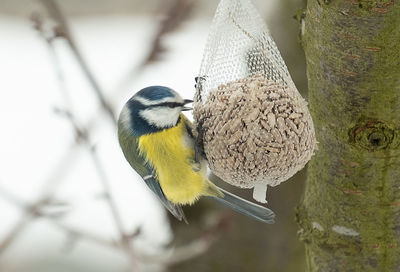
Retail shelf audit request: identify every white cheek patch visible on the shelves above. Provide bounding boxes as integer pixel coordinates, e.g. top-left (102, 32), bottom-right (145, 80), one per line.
top-left (139, 107), bottom-right (181, 128)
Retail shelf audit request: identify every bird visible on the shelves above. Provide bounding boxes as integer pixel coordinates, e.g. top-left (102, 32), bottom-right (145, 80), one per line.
top-left (117, 85), bottom-right (275, 224)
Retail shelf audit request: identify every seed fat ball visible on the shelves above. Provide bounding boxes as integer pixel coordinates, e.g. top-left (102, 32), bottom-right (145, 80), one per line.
top-left (193, 74), bottom-right (316, 189)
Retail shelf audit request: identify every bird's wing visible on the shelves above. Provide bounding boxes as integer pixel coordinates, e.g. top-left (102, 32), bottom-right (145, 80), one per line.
top-left (118, 130), bottom-right (187, 223)
top-left (208, 186), bottom-right (275, 224)
top-left (143, 176), bottom-right (187, 223)
top-left (207, 173), bottom-right (275, 224)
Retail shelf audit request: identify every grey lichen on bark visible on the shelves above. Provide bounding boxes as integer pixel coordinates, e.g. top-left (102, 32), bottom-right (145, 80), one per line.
top-left (297, 0), bottom-right (400, 271)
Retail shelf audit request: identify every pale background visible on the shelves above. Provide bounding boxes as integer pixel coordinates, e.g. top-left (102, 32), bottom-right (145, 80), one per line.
top-left (0, 0), bottom-right (307, 271)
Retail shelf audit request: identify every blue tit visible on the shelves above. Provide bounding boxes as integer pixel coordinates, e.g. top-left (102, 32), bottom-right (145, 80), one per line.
top-left (118, 86), bottom-right (275, 224)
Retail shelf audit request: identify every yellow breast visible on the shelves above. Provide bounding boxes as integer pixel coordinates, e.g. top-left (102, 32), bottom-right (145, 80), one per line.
top-left (138, 114), bottom-right (209, 205)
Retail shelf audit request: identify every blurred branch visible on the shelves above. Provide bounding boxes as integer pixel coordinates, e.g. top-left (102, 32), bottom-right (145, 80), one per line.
top-left (37, 0), bottom-right (116, 124)
top-left (144, 0), bottom-right (196, 65)
top-left (0, 184), bottom-right (225, 265)
top-left (32, 11), bottom-right (139, 269)
top-left (140, 213), bottom-right (229, 266)
top-left (0, 143), bottom-right (79, 255)
top-left (89, 145), bottom-right (139, 268)
top-left (0, 207), bottom-right (37, 255)
top-left (164, 213), bottom-right (230, 266)
top-left (53, 110), bottom-right (139, 268)
top-left (0, 186), bottom-right (118, 251)
top-left (0, 12), bottom-right (96, 248)
top-left (114, 0), bottom-right (196, 95)
top-left (31, 6), bottom-right (141, 269)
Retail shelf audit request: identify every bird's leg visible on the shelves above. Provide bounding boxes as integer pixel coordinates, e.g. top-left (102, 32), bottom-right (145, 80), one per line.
top-left (192, 75), bottom-right (207, 172)
top-left (189, 147), bottom-right (202, 172)
top-left (190, 157), bottom-right (201, 172)
top-left (190, 121), bottom-right (205, 172)
top-left (190, 143), bottom-right (202, 173)
top-left (195, 121), bottom-right (205, 163)
top-left (194, 141), bottom-right (201, 165)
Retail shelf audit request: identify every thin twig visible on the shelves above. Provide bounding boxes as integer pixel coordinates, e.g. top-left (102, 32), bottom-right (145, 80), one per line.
top-left (39, 0), bottom-right (116, 125)
top-left (53, 115), bottom-right (139, 269)
top-left (89, 146), bottom-right (139, 269)
top-left (52, 219), bottom-right (119, 250)
top-left (32, 9), bottom-right (139, 269)
top-left (0, 213), bottom-right (35, 255)
top-left (149, 212), bottom-right (230, 266)
top-left (0, 186), bottom-right (118, 252)
top-left (144, 0), bottom-right (196, 65)
top-left (0, 188), bottom-right (53, 255)
top-left (0, 184), bottom-right (225, 265)
top-left (113, 0), bottom-right (196, 96)
top-left (0, 143), bottom-right (79, 255)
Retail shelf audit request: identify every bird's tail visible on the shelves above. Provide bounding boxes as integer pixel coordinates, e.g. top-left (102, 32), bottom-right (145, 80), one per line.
top-left (207, 186), bottom-right (275, 224)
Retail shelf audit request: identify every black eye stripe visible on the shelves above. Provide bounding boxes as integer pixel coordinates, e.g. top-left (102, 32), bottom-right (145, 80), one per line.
top-left (148, 102), bottom-right (183, 108)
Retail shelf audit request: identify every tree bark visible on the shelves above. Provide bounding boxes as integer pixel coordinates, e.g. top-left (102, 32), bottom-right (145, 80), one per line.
top-left (298, 0), bottom-right (400, 271)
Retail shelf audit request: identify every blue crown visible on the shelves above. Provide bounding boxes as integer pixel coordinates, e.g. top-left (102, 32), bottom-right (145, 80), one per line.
top-left (135, 86), bottom-right (174, 101)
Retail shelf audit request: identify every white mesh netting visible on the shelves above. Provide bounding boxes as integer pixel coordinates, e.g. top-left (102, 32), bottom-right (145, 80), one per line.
top-left (194, 0), bottom-right (294, 102)
top-left (193, 0), bottom-right (316, 203)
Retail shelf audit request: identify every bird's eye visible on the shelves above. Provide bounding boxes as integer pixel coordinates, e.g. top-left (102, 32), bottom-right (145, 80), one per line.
top-left (164, 102), bottom-right (181, 108)
top-left (151, 102), bottom-right (181, 108)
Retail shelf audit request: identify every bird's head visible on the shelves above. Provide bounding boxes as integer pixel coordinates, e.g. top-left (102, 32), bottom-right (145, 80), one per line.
top-left (118, 86), bottom-right (193, 136)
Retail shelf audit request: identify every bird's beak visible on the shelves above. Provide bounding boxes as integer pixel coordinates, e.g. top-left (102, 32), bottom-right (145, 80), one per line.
top-left (182, 99), bottom-right (193, 111)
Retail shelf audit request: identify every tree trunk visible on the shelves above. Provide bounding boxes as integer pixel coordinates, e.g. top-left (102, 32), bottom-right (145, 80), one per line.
top-left (297, 0), bottom-right (400, 271)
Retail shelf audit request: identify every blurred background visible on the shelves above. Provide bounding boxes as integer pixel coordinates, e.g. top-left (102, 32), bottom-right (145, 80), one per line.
top-left (0, 0), bottom-right (307, 271)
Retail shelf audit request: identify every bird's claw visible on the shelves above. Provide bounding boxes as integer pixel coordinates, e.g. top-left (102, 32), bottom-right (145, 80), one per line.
top-left (191, 161), bottom-right (201, 172)
top-left (187, 158), bottom-right (201, 172)
top-left (194, 142), bottom-right (201, 165)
